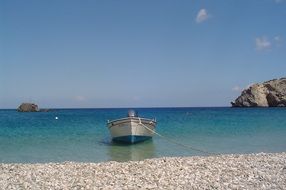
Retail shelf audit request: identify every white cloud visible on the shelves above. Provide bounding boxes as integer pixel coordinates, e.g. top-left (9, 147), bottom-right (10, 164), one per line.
top-left (132, 96), bottom-right (141, 101)
top-left (255, 37), bottom-right (271, 50)
top-left (75, 95), bottom-right (86, 101)
top-left (274, 0), bottom-right (284, 3)
top-left (274, 36), bottom-right (281, 41)
top-left (196, 9), bottom-right (210, 23)
top-left (274, 35), bottom-right (283, 46)
top-left (255, 36), bottom-right (283, 50)
top-left (232, 86), bottom-right (241, 92)
top-left (232, 83), bottom-right (256, 92)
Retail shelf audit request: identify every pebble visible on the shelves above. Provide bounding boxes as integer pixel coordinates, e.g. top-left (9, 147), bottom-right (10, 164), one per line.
top-left (0, 152), bottom-right (285, 189)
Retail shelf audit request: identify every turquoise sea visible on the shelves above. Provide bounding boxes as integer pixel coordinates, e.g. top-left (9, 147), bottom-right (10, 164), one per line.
top-left (0, 108), bottom-right (286, 163)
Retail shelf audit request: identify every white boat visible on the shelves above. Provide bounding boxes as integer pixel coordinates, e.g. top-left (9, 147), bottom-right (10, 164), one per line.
top-left (107, 110), bottom-right (156, 144)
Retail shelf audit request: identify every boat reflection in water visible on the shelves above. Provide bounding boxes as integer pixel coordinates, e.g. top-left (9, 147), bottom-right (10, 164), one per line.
top-left (107, 140), bottom-right (156, 162)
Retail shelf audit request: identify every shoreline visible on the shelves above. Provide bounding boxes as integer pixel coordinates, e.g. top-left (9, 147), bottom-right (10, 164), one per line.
top-left (1, 152), bottom-right (286, 189)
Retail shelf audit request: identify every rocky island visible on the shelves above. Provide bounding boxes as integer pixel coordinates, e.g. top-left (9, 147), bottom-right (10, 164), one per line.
top-left (17, 103), bottom-right (39, 112)
top-left (17, 103), bottom-right (50, 112)
top-left (231, 77), bottom-right (286, 107)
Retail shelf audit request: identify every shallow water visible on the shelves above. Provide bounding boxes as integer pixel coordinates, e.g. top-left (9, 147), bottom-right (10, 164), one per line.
top-left (0, 108), bottom-right (285, 163)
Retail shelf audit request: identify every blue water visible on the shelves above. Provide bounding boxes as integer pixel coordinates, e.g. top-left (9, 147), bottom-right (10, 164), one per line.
top-left (0, 108), bottom-right (286, 163)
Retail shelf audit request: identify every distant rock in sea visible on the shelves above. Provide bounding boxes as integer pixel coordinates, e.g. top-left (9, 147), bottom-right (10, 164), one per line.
top-left (17, 103), bottom-right (51, 112)
top-left (231, 77), bottom-right (286, 107)
top-left (17, 103), bottom-right (39, 112)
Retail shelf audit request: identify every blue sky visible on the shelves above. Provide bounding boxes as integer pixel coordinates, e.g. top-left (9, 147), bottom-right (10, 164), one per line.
top-left (1, 0), bottom-right (286, 108)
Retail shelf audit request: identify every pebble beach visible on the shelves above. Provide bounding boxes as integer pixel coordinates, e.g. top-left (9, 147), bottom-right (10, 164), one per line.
top-left (1, 152), bottom-right (286, 190)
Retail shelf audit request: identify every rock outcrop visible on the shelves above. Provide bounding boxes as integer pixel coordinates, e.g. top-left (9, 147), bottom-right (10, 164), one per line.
top-left (17, 103), bottom-right (39, 112)
top-left (231, 77), bottom-right (286, 107)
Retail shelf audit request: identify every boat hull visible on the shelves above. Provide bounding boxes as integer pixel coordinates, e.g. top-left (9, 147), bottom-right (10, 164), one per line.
top-left (107, 117), bottom-right (156, 144)
top-left (113, 135), bottom-right (151, 144)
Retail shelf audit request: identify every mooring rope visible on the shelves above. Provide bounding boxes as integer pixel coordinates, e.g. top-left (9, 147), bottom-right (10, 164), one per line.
top-left (138, 119), bottom-right (216, 155)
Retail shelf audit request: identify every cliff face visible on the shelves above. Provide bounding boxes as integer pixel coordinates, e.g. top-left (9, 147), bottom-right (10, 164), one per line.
top-left (231, 78), bottom-right (286, 107)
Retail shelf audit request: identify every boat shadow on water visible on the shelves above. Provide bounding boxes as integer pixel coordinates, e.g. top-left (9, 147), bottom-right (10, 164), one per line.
top-left (100, 137), bottom-right (156, 162)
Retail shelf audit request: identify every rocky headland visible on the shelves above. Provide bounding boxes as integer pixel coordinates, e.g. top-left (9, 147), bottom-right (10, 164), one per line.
top-left (231, 77), bottom-right (286, 107)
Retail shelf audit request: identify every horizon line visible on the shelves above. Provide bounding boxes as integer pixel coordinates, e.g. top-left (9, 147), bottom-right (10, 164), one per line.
top-left (0, 106), bottom-right (233, 110)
